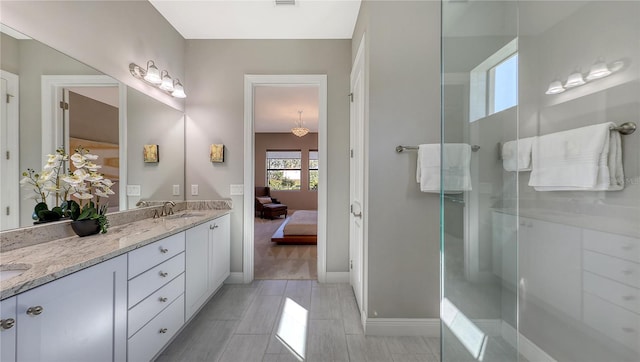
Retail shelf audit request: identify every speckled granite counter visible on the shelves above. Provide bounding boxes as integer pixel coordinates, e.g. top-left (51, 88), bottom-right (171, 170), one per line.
top-left (0, 207), bottom-right (230, 300)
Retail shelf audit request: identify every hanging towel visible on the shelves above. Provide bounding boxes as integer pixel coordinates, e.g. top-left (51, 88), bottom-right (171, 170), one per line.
top-left (528, 122), bottom-right (624, 191)
top-left (502, 137), bottom-right (535, 172)
top-left (417, 144), bottom-right (472, 193)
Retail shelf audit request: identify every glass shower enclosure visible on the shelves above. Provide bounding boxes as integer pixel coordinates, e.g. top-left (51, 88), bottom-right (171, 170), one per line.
top-left (441, 1), bottom-right (640, 361)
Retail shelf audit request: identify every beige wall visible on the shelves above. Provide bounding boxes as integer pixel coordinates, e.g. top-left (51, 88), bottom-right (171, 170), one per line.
top-left (255, 132), bottom-right (319, 211)
top-left (69, 92), bottom-right (119, 144)
top-left (184, 39), bottom-right (351, 274)
top-left (353, 0), bottom-right (442, 319)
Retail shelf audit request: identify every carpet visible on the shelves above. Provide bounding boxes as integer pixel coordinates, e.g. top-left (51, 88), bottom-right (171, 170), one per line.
top-left (254, 211), bottom-right (317, 280)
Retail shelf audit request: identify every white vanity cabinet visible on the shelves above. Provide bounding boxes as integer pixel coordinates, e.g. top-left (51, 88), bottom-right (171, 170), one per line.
top-left (127, 232), bottom-right (186, 362)
top-left (185, 213), bottom-right (230, 320)
top-left (15, 254), bottom-right (127, 362)
top-left (1, 297), bottom-right (17, 362)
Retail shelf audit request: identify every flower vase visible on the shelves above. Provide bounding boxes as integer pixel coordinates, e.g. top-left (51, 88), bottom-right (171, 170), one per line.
top-left (71, 219), bottom-right (101, 237)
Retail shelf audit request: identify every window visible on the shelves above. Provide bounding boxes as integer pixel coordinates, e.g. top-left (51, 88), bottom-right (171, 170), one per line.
top-left (309, 151), bottom-right (318, 190)
top-left (266, 151), bottom-right (301, 190)
top-left (469, 38), bottom-right (518, 122)
top-left (489, 53), bottom-right (518, 114)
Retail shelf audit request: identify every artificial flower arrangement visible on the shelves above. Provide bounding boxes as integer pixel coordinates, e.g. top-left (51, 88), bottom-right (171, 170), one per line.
top-left (20, 146), bottom-right (115, 234)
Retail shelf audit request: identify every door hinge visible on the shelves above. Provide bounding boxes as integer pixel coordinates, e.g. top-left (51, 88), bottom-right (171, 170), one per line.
top-left (6, 94), bottom-right (14, 103)
top-left (349, 92), bottom-right (353, 102)
top-left (350, 260), bottom-right (353, 270)
top-left (59, 101), bottom-right (69, 110)
top-left (5, 150), bottom-right (9, 160)
top-left (5, 206), bottom-right (9, 216)
top-left (350, 149), bottom-right (354, 158)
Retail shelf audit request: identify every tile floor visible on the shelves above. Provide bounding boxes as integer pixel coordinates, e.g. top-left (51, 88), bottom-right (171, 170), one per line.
top-left (156, 280), bottom-right (441, 362)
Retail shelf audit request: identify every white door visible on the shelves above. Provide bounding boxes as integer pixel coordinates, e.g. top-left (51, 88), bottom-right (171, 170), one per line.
top-left (0, 71), bottom-right (19, 230)
top-left (349, 36), bottom-right (366, 311)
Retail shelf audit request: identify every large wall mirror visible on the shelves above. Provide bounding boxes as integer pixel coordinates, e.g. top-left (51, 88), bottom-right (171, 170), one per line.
top-left (0, 24), bottom-right (185, 231)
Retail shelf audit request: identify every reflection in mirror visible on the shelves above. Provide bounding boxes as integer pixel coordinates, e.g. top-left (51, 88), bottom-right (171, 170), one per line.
top-left (0, 24), bottom-right (185, 231)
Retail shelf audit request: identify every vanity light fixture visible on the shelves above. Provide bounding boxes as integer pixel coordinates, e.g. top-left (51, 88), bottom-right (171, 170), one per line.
top-left (129, 60), bottom-right (186, 98)
top-left (546, 60), bottom-right (624, 95)
top-left (564, 72), bottom-right (586, 88)
top-left (545, 80), bottom-right (566, 95)
top-left (291, 110), bottom-right (309, 137)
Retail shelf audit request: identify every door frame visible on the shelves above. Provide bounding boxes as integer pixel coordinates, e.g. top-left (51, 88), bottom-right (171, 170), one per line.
top-left (243, 74), bottom-right (328, 283)
top-left (41, 75), bottom-right (127, 210)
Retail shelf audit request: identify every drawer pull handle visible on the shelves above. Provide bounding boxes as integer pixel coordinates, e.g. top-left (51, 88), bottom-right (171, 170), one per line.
top-left (160, 247), bottom-right (169, 254)
top-left (622, 269), bottom-right (634, 276)
top-left (159, 328), bottom-right (168, 334)
top-left (622, 295), bottom-right (636, 301)
top-left (159, 271), bottom-right (168, 277)
top-left (26, 306), bottom-right (44, 316)
top-left (209, 224), bottom-right (219, 230)
top-left (0, 318), bottom-right (15, 330)
top-left (622, 327), bottom-right (636, 333)
top-left (159, 297), bottom-right (168, 302)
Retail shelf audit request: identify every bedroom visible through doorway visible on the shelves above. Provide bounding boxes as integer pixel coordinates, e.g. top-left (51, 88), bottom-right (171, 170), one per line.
top-left (253, 85), bottom-right (319, 280)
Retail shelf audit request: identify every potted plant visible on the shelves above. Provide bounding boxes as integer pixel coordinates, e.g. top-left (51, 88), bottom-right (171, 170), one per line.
top-left (63, 146), bottom-right (115, 236)
top-left (20, 146), bottom-right (115, 236)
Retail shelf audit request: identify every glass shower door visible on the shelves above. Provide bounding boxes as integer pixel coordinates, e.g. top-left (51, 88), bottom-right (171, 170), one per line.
top-left (441, 1), bottom-right (520, 361)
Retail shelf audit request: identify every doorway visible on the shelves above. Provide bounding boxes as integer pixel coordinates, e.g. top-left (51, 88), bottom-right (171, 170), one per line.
top-left (243, 74), bottom-right (328, 283)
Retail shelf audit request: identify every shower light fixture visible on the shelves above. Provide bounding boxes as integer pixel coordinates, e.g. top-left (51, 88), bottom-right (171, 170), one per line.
top-left (545, 59), bottom-right (624, 95)
top-left (130, 60), bottom-right (186, 98)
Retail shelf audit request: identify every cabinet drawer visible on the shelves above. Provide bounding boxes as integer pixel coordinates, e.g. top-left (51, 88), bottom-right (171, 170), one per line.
top-left (583, 271), bottom-right (640, 314)
top-left (583, 292), bottom-right (640, 353)
top-left (129, 253), bottom-right (185, 307)
top-left (128, 232), bottom-right (185, 279)
top-left (583, 250), bottom-right (640, 288)
top-left (128, 294), bottom-right (184, 362)
top-left (583, 229), bottom-right (640, 264)
top-left (129, 273), bottom-right (185, 338)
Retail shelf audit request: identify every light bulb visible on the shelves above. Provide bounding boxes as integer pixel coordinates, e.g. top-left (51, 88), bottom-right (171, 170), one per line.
top-left (586, 62), bottom-right (611, 81)
top-left (564, 72), bottom-right (586, 88)
top-left (143, 60), bottom-right (162, 84)
top-left (545, 80), bottom-right (566, 95)
top-left (171, 79), bottom-right (186, 98)
top-left (159, 71), bottom-right (174, 92)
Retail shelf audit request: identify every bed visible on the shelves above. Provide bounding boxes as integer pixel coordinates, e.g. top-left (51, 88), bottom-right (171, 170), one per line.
top-left (271, 210), bottom-right (317, 244)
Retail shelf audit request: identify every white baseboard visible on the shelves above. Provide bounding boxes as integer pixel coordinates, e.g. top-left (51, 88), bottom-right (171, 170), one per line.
top-left (365, 318), bottom-right (440, 337)
top-left (501, 321), bottom-right (556, 362)
top-left (325, 272), bottom-right (349, 283)
top-left (224, 272), bottom-right (244, 284)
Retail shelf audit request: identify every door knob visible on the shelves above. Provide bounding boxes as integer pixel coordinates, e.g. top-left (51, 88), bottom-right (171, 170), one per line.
top-left (0, 318), bottom-right (15, 329)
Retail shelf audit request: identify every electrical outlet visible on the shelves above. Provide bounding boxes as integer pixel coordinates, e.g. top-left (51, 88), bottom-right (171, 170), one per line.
top-left (191, 184), bottom-right (199, 196)
top-left (126, 185), bottom-right (141, 196)
top-left (172, 185), bottom-right (180, 196)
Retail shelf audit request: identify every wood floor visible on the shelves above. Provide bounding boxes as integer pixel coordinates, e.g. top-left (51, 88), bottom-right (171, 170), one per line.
top-left (156, 280), bottom-right (441, 362)
top-left (254, 214), bottom-right (317, 280)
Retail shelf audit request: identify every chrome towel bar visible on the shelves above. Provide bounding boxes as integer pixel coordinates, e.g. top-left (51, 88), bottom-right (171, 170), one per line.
top-left (396, 144), bottom-right (481, 153)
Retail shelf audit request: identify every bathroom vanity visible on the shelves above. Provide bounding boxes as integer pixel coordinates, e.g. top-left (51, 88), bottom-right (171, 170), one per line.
top-left (0, 208), bottom-right (231, 362)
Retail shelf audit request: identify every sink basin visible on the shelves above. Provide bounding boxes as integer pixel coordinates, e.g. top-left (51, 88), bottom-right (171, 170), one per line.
top-left (0, 263), bottom-right (31, 281)
top-left (164, 212), bottom-right (205, 220)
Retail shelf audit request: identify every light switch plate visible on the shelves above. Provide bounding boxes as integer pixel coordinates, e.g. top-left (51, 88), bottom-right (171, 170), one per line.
top-left (172, 185), bottom-right (180, 196)
top-left (230, 184), bottom-right (244, 196)
top-left (191, 184), bottom-right (199, 196)
top-left (126, 185), bottom-right (141, 196)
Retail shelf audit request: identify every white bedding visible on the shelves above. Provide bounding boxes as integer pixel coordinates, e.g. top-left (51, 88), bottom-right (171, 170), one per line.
top-left (283, 210), bottom-right (317, 236)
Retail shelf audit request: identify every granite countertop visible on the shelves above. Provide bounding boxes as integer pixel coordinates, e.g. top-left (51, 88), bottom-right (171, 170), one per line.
top-left (0, 209), bottom-right (230, 300)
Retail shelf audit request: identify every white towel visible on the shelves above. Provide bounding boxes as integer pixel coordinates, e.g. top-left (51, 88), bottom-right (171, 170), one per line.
top-left (417, 144), bottom-right (472, 193)
top-left (502, 137), bottom-right (535, 172)
top-left (528, 122), bottom-right (624, 191)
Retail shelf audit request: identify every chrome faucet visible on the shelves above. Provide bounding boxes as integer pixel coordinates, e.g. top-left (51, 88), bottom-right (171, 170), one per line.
top-left (136, 200), bottom-right (149, 207)
top-left (161, 201), bottom-right (176, 216)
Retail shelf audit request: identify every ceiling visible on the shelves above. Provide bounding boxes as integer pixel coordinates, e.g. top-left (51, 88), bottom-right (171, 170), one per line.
top-left (149, 0), bottom-right (362, 39)
top-left (254, 86), bottom-right (319, 133)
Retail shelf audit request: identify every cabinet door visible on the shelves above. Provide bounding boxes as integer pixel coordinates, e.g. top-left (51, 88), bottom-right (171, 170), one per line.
top-left (1, 297), bottom-right (17, 362)
top-left (210, 214), bottom-right (231, 291)
top-left (520, 217), bottom-right (582, 320)
top-left (185, 221), bottom-right (210, 320)
top-left (16, 255), bottom-right (127, 362)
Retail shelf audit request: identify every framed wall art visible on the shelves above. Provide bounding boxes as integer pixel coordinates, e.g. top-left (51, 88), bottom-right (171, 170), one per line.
top-left (210, 144), bottom-right (224, 163)
top-left (143, 144), bottom-right (159, 163)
